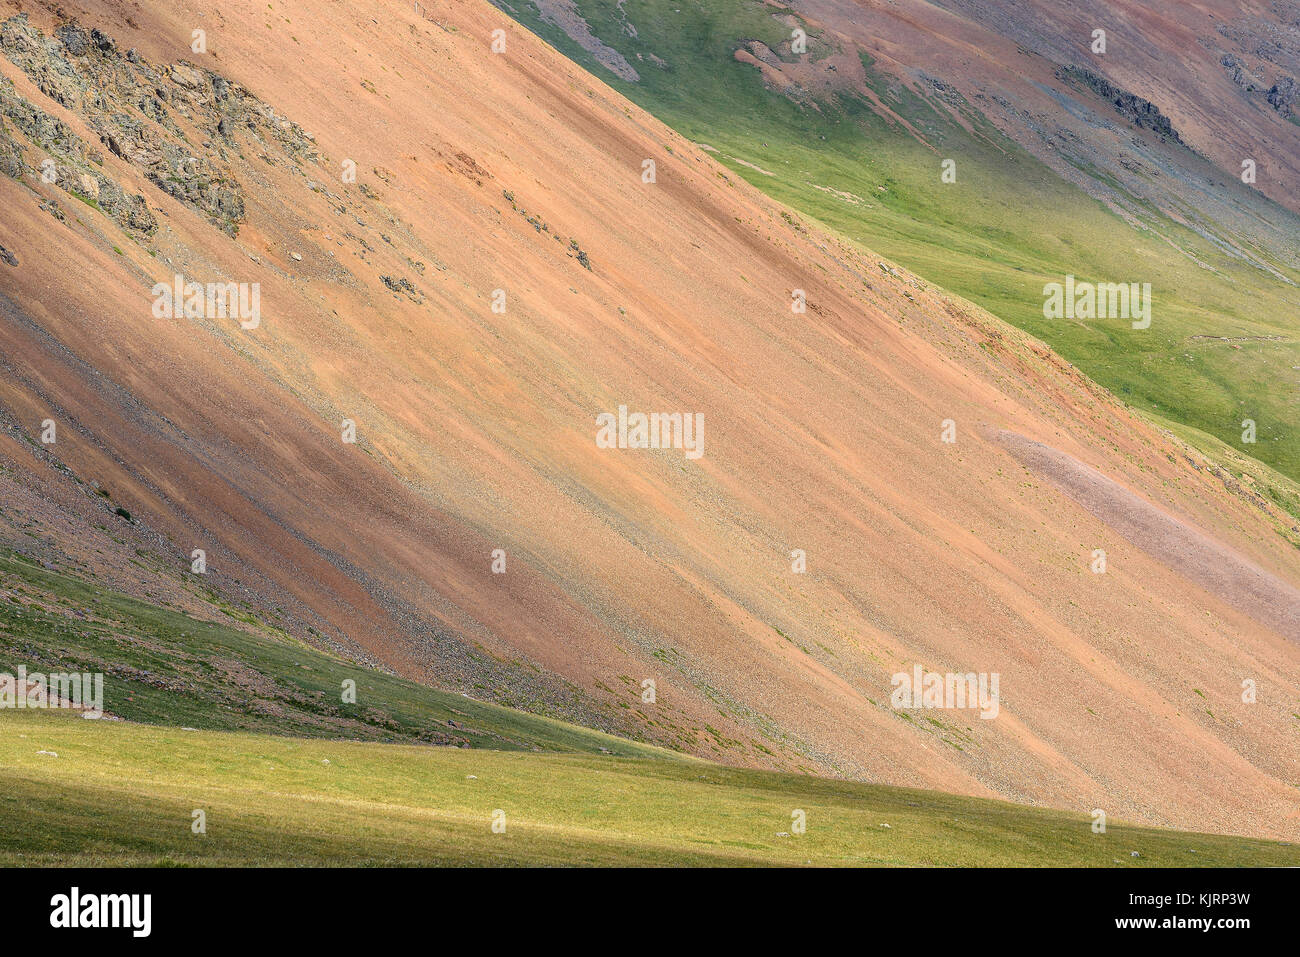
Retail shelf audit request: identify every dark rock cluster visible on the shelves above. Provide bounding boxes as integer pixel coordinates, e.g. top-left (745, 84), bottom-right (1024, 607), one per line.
top-left (1266, 76), bottom-right (1296, 118)
top-left (1220, 53), bottom-right (1295, 119)
top-left (1058, 66), bottom-right (1183, 144)
top-left (380, 274), bottom-right (423, 303)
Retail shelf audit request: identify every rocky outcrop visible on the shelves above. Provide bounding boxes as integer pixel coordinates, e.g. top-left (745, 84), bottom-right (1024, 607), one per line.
top-left (0, 115), bottom-right (23, 176)
top-left (0, 15), bottom-right (321, 236)
top-left (1220, 54), bottom-right (1262, 91)
top-left (1058, 66), bottom-right (1183, 143)
top-left (1266, 76), bottom-right (1296, 118)
top-left (1221, 53), bottom-right (1296, 119)
top-left (0, 73), bottom-right (157, 236)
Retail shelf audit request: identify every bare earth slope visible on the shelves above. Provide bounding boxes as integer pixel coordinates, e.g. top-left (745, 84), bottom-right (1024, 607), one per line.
top-left (0, 0), bottom-right (1297, 839)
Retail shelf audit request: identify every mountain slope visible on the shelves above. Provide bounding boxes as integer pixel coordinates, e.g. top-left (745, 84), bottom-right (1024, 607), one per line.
top-left (492, 0), bottom-right (1300, 484)
top-left (0, 0), bottom-right (1297, 842)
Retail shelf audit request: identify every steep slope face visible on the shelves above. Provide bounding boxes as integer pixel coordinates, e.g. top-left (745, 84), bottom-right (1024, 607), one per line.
top-left (0, 0), bottom-right (1298, 840)
top-left (495, 0), bottom-right (1300, 493)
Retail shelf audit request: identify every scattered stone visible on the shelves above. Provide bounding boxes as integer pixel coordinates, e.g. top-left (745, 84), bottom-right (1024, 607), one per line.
top-left (0, 243), bottom-right (16, 266)
top-left (380, 274), bottom-right (422, 301)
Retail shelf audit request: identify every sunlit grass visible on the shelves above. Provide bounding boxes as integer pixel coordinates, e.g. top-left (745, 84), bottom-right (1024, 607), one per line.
top-left (3, 710), bottom-right (1295, 866)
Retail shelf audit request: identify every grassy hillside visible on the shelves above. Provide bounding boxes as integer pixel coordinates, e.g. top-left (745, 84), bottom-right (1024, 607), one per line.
top-left (0, 550), bottom-right (659, 756)
top-left (495, 0), bottom-right (1300, 491)
top-left (4, 709), bottom-right (1297, 866)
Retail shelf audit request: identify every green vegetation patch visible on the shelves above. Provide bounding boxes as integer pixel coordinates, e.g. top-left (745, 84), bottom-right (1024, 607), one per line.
top-left (2, 710), bottom-right (1294, 866)
top-left (0, 551), bottom-right (663, 756)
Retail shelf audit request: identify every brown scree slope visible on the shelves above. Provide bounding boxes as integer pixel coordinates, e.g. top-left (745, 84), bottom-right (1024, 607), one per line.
top-left (0, 0), bottom-right (1297, 839)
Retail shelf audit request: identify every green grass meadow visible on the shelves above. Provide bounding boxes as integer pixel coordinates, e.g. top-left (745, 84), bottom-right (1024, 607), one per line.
top-left (5, 709), bottom-right (1298, 866)
top-left (0, 551), bottom-right (657, 755)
